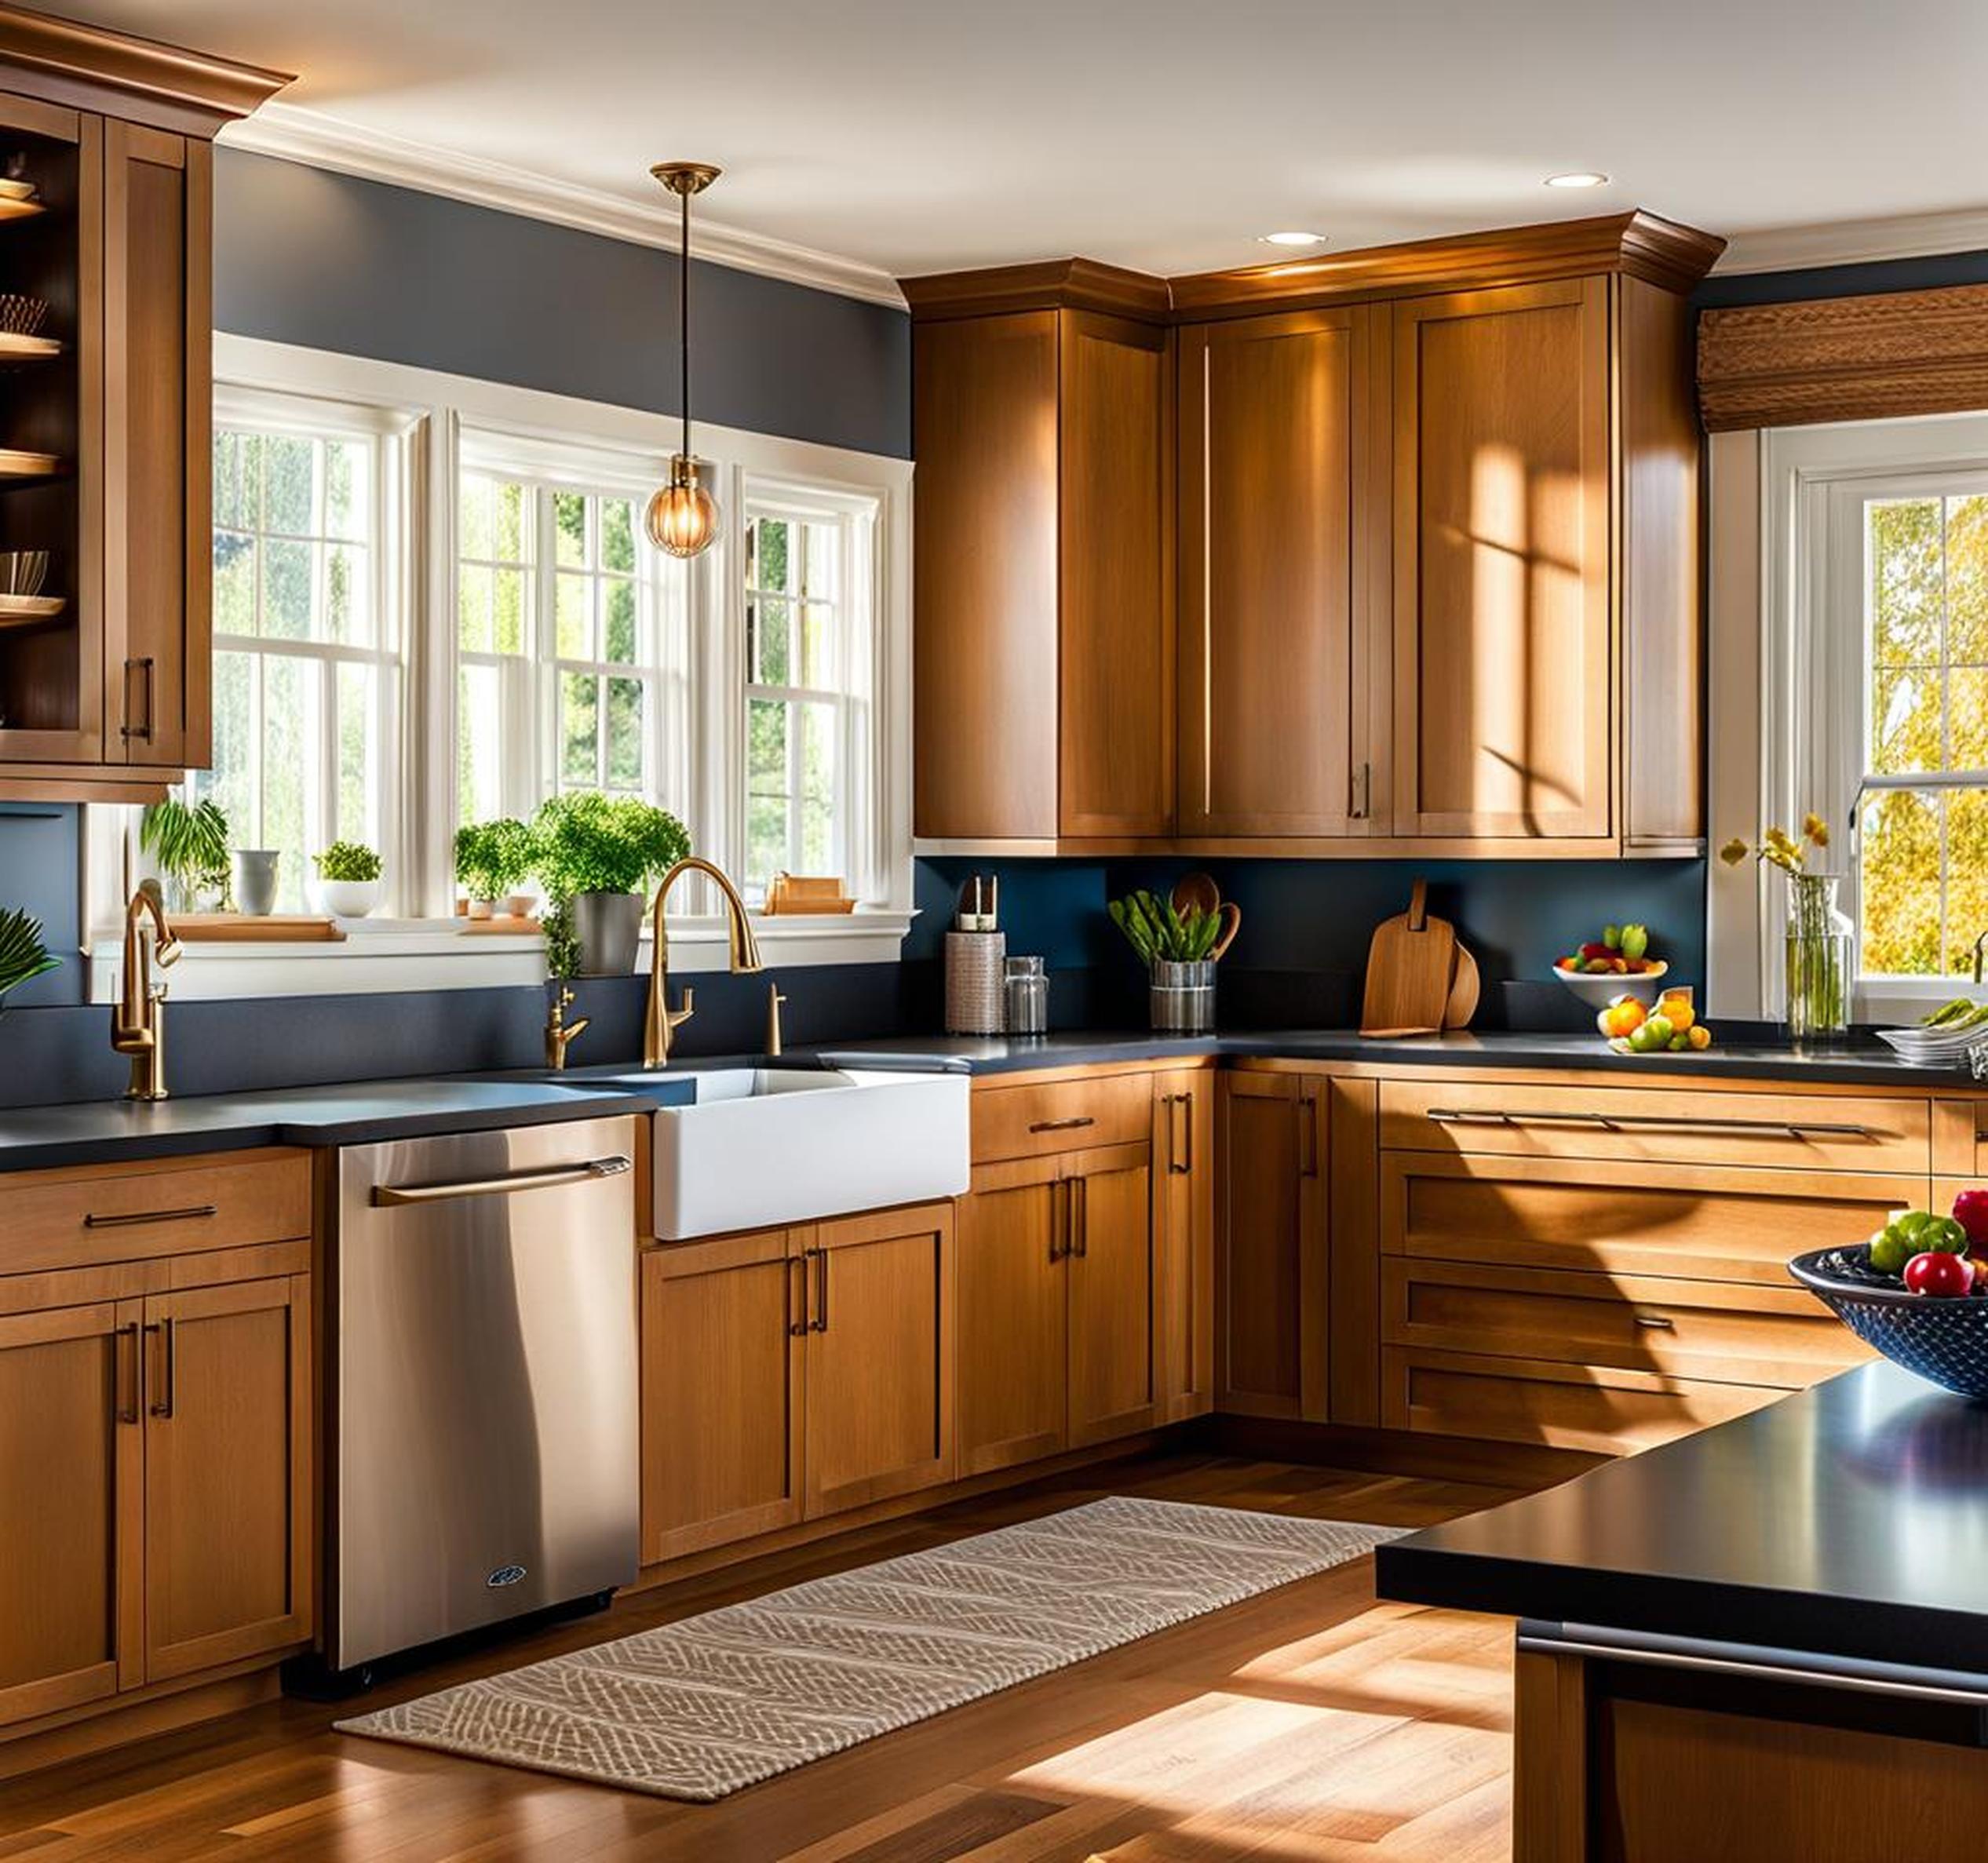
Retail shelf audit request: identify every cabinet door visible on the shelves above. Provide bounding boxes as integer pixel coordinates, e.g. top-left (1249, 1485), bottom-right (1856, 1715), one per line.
top-left (1178, 308), bottom-right (1372, 837)
top-left (1065, 1143), bottom-right (1157, 1448)
top-left (1154, 1072), bottom-right (1215, 1422)
top-left (803, 1204), bottom-right (955, 1518)
top-left (1060, 310), bottom-right (1173, 837)
top-left (640, 1230), bottom-right (804, 1564)
top-left (958, 1155), bottom-right (1068, 1475)
top-left (142, 1276), bottom-right (311, 1683)
top-left (0, 1299), bottom-right (140, 1726)
top-left (104, 121), bottom-right (207, 771)
top-left (1392, 278), bottom-right (1610, 840)
top-left (1217, 1074), bottom-right (1329, 1420)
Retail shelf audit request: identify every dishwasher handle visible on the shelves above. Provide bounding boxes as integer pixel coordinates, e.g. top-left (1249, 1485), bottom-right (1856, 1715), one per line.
top-left (370, 1154), bottom-right (633, 1207)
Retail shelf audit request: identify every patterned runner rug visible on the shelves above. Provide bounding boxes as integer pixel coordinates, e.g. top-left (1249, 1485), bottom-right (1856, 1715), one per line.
top-left (337, 1495), bottom-right (1402, 1801)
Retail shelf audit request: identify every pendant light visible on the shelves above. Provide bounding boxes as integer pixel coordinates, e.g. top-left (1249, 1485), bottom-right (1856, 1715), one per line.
top-left (646, 161), bottom-right (722, 559)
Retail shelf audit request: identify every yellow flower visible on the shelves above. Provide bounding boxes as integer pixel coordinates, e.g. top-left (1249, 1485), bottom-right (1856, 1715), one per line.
top-left (1804, 813), bottom-right (1830, 848)
top-left (1719, 838), bottom-right (1749, 866)
top-left (1764, 825), bottom-right (1793, 849)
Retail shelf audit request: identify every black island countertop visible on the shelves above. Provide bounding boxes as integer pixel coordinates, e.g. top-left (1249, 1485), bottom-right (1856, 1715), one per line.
top-left (1377, 1361), bottom-right (1988, 1677)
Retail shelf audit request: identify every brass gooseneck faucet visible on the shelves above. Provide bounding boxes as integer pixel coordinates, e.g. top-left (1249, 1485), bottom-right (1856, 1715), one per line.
top-left (111, 880), bottom-right (184, 1101)
top-left (543, 985), bottom-right (589, 1070)
top-left (643, 856), bottom-right (762, 1067)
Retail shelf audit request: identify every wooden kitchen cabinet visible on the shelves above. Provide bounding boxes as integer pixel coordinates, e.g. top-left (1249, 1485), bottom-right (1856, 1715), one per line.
top-left (802, 1204), bottom-right (954, 1516)
top-left (1177, 307), bottom-right (1377, 837)
top-left (908, 273), bottom-right (1173, 843)
top-left (0, 16), bottom-right (284, 801)
top-left (0, 1299), bottom-right (138, 1726)
top-left (140, 1274), bottom-right (311, 1683)
top-left (958, 1154), bottom-right (1069, 1475)
top-left (1064, 1143), bottom-right (1156, 1448)
top-left (1154, 1071), bottom-right (1215, 1422)
top-left (640, 1229), bottom-right (805, 1564)
top-left (1217, 1071), bottom-right (1330, 1420)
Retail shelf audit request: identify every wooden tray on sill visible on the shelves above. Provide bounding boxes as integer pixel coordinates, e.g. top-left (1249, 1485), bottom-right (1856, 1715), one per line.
top-left (461, 914), bottom-right (542, 935)
top-left (172, 913), bottom-right (346, 943)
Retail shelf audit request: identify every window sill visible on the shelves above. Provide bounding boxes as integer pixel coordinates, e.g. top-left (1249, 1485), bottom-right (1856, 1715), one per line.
top-left (86, 910), bottom-right (917, 1003)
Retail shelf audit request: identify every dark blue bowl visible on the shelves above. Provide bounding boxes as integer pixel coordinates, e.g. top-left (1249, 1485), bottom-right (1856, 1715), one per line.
top-left (1790, 1244), bottom-right (1988, 1399)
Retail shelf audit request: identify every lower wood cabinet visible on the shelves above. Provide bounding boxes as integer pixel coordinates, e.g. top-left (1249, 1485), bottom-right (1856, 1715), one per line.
top-left (1154, 1071), bottom-right (1215, 1422)
top-left (0, 1270), bottom-right (312, 1730)
top-left (958, 1140), bottom-right (1155, 1477)
top-left (640, 1202), bottom-right (955, 1566)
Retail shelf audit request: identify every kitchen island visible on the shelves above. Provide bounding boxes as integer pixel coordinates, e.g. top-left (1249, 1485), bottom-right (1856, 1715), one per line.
top-left (1377, 1359), bottom-right (1988, 1861)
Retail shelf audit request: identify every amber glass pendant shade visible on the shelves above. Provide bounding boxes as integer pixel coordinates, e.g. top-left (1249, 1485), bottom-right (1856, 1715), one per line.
top-left (646, 454), bottom-right (720, 559)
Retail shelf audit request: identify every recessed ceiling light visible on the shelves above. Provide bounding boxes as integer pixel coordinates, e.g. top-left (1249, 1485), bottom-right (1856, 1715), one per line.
top-left (1258, 230), bottom-right (1326, 247)
top-left (1544, 171), bottom-right (1610, 189)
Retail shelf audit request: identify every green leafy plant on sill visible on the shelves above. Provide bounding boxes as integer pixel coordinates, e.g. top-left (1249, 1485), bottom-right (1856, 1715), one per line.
top-left (528, 793), bottom-right (688, 901)
top-left (453, 817), bottom-right (534, 902)
top-left (140, 797), bottom-right (232, 910)
top-left (312, 840), bottom-right (382, 884)
top-left (1108, 890), bottom-right (1227, 964)
top-left (0, 906), bottom-right (58, 1007)
top-left (542, 896), bottom-right (580, 983)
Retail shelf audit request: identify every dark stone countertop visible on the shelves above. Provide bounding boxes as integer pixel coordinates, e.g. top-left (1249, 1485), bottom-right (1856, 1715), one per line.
top-left (1376, 1362), bottom-right (1988, 1675)
top-left (810, 1027), bottom-right (1973, 1088)
top-left (0, 1077), bottom-right (662, 1174)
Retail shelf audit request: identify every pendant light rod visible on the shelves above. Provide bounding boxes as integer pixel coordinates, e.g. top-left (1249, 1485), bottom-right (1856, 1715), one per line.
top-left (650, 161), bottom-right (720, 465)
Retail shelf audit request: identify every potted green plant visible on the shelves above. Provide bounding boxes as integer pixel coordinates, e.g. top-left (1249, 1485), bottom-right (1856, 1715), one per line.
top-left (1108, 888), bottom-right (1238, 1033)
top-left (529, 792), bottom-right (689, 975)
top-left (0, 906), bottom-right (58, 1013)
top-left (453, 818), bottom-right (533, 920)
top-left (312, 840), bottom-right (384, 919)
top-left (139, 797), bottom-right (232, 912)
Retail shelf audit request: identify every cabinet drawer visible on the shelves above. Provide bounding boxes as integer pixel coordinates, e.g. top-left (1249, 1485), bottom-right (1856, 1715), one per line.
top-left (0, 1151), bottom-right (313, 1275)
top-left (1382, 1260), bottom-right (1871, 1390)
top-left (1381, 1079), bottom-right (1928, 1175)
top-left (972, 1071), bottom-right (1154, 1164)
top-left (1381, 1346), bottom-right (1787, 1457)
top-left (1381, 1151), bottom-right (1921, 1287)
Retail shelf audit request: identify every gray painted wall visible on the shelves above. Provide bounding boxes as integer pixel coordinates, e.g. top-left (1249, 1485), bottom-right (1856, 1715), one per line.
top-left (213, 149), bottom-right (910, 459)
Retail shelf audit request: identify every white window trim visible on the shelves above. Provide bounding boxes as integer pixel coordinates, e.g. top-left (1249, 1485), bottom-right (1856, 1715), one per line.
top-left (82, 335), bottom-right (917, 997)
top-left (1708, 411), bottom-right (1988, 1023)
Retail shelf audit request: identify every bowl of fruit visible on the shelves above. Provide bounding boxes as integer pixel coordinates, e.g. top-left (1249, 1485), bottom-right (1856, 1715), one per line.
top-left (1554, 924), bottom-right (1669, 1009)
top-left (1596, 984), bottom-right (1716, 1055)
top-left (1790, 1194), bottom-right (1988, 1398)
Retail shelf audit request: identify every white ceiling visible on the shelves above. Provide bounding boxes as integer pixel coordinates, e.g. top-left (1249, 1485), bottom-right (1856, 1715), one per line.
top-left (62, 0), bottom-right (1988, 296)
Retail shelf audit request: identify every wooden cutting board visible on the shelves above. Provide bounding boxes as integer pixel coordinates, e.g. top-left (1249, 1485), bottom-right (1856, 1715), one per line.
top-left (1444, 942), bottom-right (1481, 1028)
top-left (1359, 880), bottom-right (1457, 1037)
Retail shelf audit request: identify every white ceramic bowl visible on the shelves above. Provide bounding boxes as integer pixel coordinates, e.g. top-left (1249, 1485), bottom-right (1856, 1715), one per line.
top-left (317, 877), bottom-right (381, 919)
top-left (1552, 961), bottom-right (1669, 1012)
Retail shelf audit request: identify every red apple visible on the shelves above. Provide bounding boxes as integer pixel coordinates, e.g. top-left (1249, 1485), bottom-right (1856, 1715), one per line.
top-left (1953, 1188), bottom-right (1988, 1249)
top-left (1906, 1250), bottom-right (1975, 1298)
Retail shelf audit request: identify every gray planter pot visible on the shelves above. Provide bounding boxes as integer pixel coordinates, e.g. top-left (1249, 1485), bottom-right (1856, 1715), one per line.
top-left (571, 890), bottom-right (644, 976)
top-left (1150, 958), bottom-right (1217, 1033)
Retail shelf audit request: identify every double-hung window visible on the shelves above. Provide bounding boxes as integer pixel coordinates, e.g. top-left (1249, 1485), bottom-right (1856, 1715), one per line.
top-left (455, 442), bottom-right (691, 833)
top-left (740, 482), bottom-right (879, 899)
top-left (201, 393), bottom-right (404, 911)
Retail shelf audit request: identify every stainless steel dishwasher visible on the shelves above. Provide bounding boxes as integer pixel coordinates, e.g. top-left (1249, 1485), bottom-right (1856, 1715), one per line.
top-left (330, 1114), bottom-right (640, 1674)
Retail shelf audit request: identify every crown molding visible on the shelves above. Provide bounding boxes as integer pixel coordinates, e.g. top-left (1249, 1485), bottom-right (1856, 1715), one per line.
top-left (1714, 207), bottom-right (1988, 277)
top-left (221, 100), bottom-right (908, 312)
top-left (899, 257), bottom-right (1169, 323)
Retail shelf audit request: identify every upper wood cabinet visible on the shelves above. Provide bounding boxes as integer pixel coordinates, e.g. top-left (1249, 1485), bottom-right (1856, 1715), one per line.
top-left (909, 266), bottom-right (1173, 843)
top-left (1177, 308), bottom-right (1377, 837)
top-left (0, 13), bottom-right (286, 803)
top-left (903, 213), bottom-right (1721, 858)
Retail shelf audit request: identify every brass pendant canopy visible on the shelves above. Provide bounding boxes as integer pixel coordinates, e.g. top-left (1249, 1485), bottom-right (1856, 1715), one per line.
top-left (646, 161), bottom-right (723, 559)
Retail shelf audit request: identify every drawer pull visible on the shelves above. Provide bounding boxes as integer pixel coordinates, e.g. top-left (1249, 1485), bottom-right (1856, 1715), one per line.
top-left (1632, 1313), bottom-right (1676, 1331)
top-left (1425, 1108), bottom-right (1876, 1142)
top-left (1029, 1116), bottom-right (1096, 1134)
top-left (84, 1202), bottom-right (218, 1230)
top-left (146, 1316), bottom-right (177, 1419)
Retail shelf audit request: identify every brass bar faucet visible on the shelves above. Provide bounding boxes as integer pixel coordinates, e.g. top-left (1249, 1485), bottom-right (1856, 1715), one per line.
top-left (543, 985), bottom-right (589, 1070)
top-left (644, 857), bottom-right (763, 1067)
top-left (111, 880), bottom-right (184, 1101)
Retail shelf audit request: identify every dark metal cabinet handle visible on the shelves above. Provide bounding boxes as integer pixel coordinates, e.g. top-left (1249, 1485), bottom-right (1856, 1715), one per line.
top-left (1049, 1181), bottom-right (1067, 1262)
top-left (1350, 760), bottom-right (1372, 821)
top-left (85, 1202), bottom-right (217, 1230)
top-left (114, 1321), bottom-right (140, 1424)
top-left (120, 656), bottom-right (155, 742)
top-left (788, 1254), bottom-right (809, 1337)
top-left (1424, 1108), bottom-right (1875, 1141)
top-left (1069, 1176), bottom-right (1088, 1259)
top-left (146, 1317), bottom-right (176, 1419)
top-left (1030, 1116), bottom-right (1095, 1135)
top-left (1165, 1092), bottom-right (1195, 1175)
top-left (1298, 1095), bottom-right (1320, 1179)
top-left (811, 1248), bottom-right (830, 1333)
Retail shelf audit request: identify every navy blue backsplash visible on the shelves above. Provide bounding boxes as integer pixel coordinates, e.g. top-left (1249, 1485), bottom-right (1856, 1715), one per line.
top-left (0, 804), bottom-right (82, 1009)
top-left (916, 855), bottom-right (1709, 1034)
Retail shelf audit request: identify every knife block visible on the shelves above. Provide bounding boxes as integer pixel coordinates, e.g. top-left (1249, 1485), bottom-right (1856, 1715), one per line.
top-left (944, 931), bottom-right (1006, 1034)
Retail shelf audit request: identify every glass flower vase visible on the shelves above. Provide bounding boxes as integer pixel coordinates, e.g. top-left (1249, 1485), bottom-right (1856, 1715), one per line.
top-left (1784, 872), bottom-right (1852, 1045)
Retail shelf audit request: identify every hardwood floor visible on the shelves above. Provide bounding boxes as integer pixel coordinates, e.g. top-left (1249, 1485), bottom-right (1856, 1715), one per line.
top-left (0, 1451), bottom-right (1531, 1861)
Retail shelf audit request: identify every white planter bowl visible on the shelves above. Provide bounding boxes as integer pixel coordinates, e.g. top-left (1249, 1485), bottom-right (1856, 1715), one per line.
top-left (317, 877), bottom-right (382, 919)
top-left (1552, 961), bottom-right (1669, 1012)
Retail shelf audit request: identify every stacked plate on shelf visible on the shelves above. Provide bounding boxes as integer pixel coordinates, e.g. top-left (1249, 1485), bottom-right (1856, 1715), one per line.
top-left (1875, 1011), bottom-right (1988, 1066)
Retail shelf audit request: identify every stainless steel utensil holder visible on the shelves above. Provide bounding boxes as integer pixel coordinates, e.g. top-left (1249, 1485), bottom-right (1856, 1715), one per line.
top-left (945, 931), bottom-right (1006, 1034)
